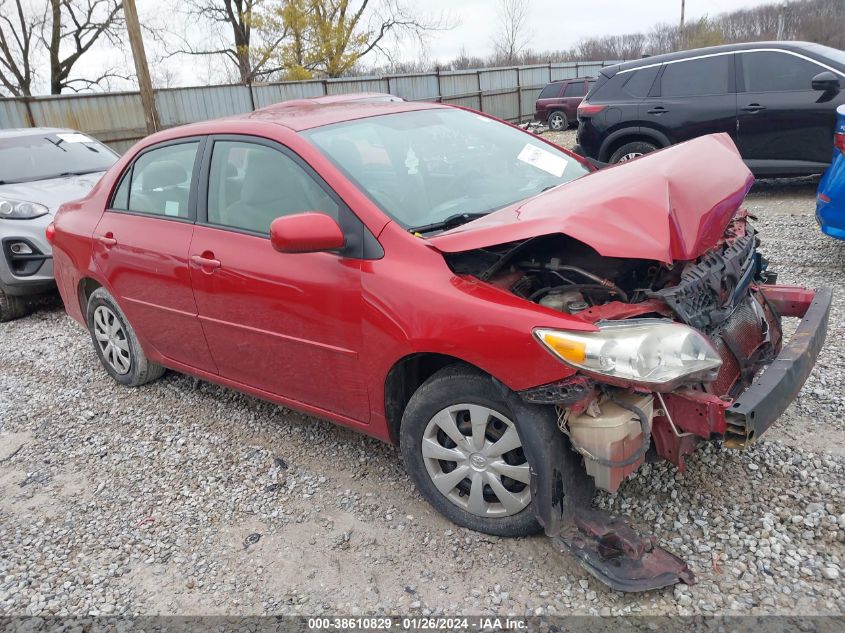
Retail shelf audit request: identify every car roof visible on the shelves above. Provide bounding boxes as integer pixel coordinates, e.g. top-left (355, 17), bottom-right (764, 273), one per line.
top-left (607, 41), bottom-right (825, 74)
top-left (138, 96), bottom-right (449, 145)
top-left (0, 126), bottom-right (81, 139)
top-left (546, 77), bottom-right (594, 85)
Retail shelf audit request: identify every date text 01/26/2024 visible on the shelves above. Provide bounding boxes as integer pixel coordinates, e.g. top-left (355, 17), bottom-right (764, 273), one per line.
top-left (306, 617), bottom-right (528, 630)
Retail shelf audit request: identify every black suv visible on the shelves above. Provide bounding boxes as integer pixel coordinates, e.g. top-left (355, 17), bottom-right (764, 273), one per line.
top-left (575, 41), bottom-right (845, 176)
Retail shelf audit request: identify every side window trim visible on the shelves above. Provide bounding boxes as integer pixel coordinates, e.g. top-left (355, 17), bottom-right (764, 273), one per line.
top-left (196, 134), bottom-right (371, 259)
top-left (106, 136), bottom-right (207, 223)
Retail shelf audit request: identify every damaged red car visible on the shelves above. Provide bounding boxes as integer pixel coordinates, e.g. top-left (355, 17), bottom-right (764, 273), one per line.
top-left (48, 98), bottom-right (831, 592)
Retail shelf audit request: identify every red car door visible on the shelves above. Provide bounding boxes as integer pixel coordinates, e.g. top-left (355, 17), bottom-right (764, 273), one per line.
top-left (92, 138), bottom-right (218, 373)
top-left (188, 136), bottom-right (369, 421)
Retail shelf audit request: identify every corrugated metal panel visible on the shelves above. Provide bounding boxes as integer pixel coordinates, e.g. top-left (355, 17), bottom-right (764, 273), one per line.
top-left (252, 81), bottom-right (326, 108)
top-left (387, 74), bottom-right (439, 101)
top-left (325, 77), bottom-right (389, 95)
top-left (26, 92), bottom-right (146, 146)
top-left (439, 71), bottom-right (478, 98)
top-left (519, 66), bottom-right (550, 90)
top-left (482, 92), bottom-right (519, 121)
top-left (440, 94), bottom-right (481, 111)
top-left (480, 68), bottom-right (518, 91)
top-left (0, 100), bottom-right (30, 128)
top-left (551, 62), bottom-right (580, 81)
top-left (156, 85), bottom-right (252, 127)
top-left (521, 88), bottom-right (542, 121)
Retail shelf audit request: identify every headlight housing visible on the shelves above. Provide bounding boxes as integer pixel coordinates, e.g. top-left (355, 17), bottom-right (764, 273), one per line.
top-left (535, 319), bottom-right (722, 388)
top-left (0, 198), bottom-right (50, 219)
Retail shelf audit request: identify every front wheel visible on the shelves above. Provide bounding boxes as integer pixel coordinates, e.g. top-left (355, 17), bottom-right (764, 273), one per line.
top-left (547, 111), bottom-right (568, 131)
top-left (400, 365), bottom-right (541, 537)
top-left (0, 288), bottom-right (28, 322)
top-left (609, 140), bottom-right (658, 163)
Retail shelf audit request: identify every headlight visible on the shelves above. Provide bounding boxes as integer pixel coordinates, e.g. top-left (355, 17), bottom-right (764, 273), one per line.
top-left (0, 198), bottom-right (49, 219)
top-left (534, 319), bottom-right (722, 387)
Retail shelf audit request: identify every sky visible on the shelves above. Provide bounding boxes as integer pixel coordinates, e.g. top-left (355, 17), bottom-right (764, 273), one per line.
top-left (416, 0), bottom-right (777, 62)
top-left (68, 0), bottom-right (779, 92)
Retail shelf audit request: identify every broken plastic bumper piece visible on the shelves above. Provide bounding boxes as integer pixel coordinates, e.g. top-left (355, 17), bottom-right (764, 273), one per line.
top-left (554, 508), bottom-right (696, 592)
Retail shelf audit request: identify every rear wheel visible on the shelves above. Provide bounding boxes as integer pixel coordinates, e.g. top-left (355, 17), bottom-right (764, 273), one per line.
top-left (547, 111), bottom-right (568, 131)
top-left (609, 140), bottom-right (658, 163)
top-left (400, 365), bottom-right (541, 537)
top-left (0, 288), bottom-right (28, 322)
top-left (86, 287), bottom-right (165, 386)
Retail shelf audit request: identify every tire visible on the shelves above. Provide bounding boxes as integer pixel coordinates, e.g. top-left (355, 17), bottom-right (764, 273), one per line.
top-left (400, 365), bottom-right (542, 537)
top-left (86, 287), bottom-right (165, 387)
top-left (0, 287), bottom-right (28, 322)
top-left (547, 111), bottom-right (568, 131)
top-left (608, 140), bottom-right (658, 164)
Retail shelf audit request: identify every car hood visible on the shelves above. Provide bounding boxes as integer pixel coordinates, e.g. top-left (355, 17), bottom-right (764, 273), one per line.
top-left (429, 134), bottom-right (754, 263)
top-left (0, 172), bottom-right (106, 213)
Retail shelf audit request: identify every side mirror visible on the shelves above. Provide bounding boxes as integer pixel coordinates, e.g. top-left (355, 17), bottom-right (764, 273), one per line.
top-left (812, 71), bottom-right (840, 93)
top-left (270, 212), bottom-right (345, 254)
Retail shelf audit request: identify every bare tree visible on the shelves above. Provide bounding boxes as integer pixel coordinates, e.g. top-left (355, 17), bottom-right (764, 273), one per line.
top-left (163, 0), bottom-right (288, 84)
top-left (0, 0), bottom-right (41, 96)
top-left (45, 0), bottom-right (126, 94)
top-left (492, 0), bottom-right (530, 65)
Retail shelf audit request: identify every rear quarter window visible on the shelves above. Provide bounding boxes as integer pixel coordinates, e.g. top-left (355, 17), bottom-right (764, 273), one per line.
top-left (538, 83), bottom-right (562, 99)
top-left (622, 66), bottom-right (660, 97)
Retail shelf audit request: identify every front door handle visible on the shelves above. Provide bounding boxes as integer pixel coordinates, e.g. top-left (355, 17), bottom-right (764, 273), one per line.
top-left (647, 106), bottom-right (668, 115)
top-left (95, 233), bottom-right (117, 247)
top-left (741, 103), bottom-right (766, 113)
top-left (190, 254), bottom-right (221, 270)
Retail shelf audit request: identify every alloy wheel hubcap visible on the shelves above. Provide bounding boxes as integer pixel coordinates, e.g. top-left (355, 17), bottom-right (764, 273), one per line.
top-left (422, 404), bottom-right (531, 518)
top-left (93, 305), bottom-right (131, 375)
top-left (619, 151), bottom-right (643, 162)
top-left (550, 115), bottom-right (563, 129)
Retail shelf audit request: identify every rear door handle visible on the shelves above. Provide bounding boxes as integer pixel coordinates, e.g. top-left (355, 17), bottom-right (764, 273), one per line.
top-left (741, 103), bottom-right (766, 113)
top-left (647, 106), bottom-right (668, 114)
top-left (95, 234), bottom-right (117, 247)
top-left (190, 254), bottom-right (221, 270)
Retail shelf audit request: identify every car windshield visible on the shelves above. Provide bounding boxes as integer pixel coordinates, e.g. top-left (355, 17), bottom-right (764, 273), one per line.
top-left (0, 132), bottom-right (117, 184)
top-left (302, 108), bottom-right (590, 231)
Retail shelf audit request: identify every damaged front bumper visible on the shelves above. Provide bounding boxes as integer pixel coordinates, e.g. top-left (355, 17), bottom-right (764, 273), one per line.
top-left (724, 285), bottom-right (832, 447)
top-left (504, 284), bottom-right (831, 594)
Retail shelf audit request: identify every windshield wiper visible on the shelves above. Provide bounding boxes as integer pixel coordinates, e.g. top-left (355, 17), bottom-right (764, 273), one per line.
top-left (409, 212), bottom-right (488, 235)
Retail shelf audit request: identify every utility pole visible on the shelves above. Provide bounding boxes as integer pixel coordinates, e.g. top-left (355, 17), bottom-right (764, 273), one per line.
top-left (680, 0), bottom-right (685, 30)
top-left (123, 0), bottom-right (159, 135)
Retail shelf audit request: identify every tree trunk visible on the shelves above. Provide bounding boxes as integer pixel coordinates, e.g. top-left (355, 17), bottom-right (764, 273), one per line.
top-left (49, 0), bottom-right (62, 94)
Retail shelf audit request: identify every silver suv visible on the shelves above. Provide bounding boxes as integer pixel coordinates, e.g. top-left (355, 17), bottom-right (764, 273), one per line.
top-left (0, 128), bottom-right (117, 321)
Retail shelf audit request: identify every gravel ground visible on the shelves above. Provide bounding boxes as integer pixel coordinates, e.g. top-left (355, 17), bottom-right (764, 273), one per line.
top-left (1, 132), bottom-right (844, 618)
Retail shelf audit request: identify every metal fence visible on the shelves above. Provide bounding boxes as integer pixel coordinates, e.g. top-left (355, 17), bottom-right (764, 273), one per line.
top-left (0, 60), bottom-right (619, 154)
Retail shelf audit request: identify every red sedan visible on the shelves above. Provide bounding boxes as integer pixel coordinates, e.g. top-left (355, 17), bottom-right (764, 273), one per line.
top-left (48, 96), bottom-right (830, 590)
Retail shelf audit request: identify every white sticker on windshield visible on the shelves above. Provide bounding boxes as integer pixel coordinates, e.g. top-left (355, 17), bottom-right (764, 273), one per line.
top-left (517, 143), bottom-right (567, 178)
top-left (56, 133), bottom-right (92, 144)
top-left (164, 201), bottom-right (180, 216)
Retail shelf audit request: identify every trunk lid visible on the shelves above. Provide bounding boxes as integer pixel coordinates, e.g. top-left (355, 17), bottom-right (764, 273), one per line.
top-left (429, 133), bottom-right (754, 264)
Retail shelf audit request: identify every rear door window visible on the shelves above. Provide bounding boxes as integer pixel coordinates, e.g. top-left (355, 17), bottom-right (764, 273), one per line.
top-left (740, 51), bottom-right (826, 92)
top-left (563, 81), bottom-right (587, 98)
top-left (112, 141), bottom-right (200, 218)
top-left (661, 55), bottom-right (731, 97)
top-left (538, 83), bottom-right (562, 99)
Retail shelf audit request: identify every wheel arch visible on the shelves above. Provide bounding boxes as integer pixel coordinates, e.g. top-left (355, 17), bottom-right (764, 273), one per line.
top-left (598, 127), bottom-right (670, 162)
top-left (384, 352), bottom-right (494, 445)
top-left (77, 277), bottom-right (104, 317)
